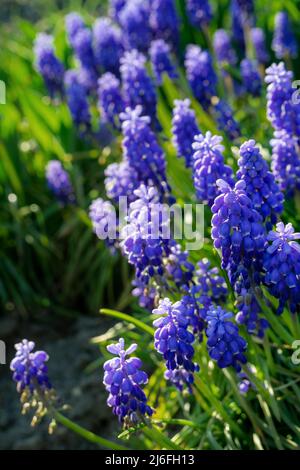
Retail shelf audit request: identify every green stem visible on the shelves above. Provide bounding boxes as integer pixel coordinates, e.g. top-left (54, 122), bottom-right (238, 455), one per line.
top-left (54, 411), bottom-right (129, 450)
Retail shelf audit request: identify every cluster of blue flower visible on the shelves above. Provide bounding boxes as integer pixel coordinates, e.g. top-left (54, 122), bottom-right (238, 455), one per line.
top-left (14, 0), bottom-right (299, 429)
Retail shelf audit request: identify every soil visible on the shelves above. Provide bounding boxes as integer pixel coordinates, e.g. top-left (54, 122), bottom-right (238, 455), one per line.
top-left (0, 313), bottom-right (119, 449)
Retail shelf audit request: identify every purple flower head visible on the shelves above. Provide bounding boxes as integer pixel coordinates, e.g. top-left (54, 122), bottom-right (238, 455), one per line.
top-left (34, 33), bottom-right (65, 98)
top-left (153, 298), bottom-right (199, 392)
top-left (11, 339), bottom-right (51, 394)
top-left (270, 130), bottom-right (300, 195)
top-left (65, 12), bottom-right (85, 45)
top-left (240, 59), bottom-right (262, 97)
top-left (46, 160), bottom-right (75, 205)
top-left (89, 198), bottom-right (118, 244)
top-left (171, 99), bottom-right (200, 167)
top-left (150, 0), bottom-right (180, 49)
top-left (235, 287), bottom-right (269, 337)
top-left (185, 45), bottom-right (218, 110)
top-left (120, 184), bottom-right (192, 289)
top-left (236, 0), bottom-right (255, 19)
top-left (149, 39), bottom-right (178, 86)
top-left (120, 50), bottom-right (158, 127)
top-left (213, 29), bottom-right (237, 65)
top-left (237, 139), bottom-right (283, 228)
top-left (211, 179), bottom-right (266, 284)
top-left (109, 0), bottom-right (127, 23)
top-left (263, 222), bottom-right (300, 313)
top-left (120, 106), bottom-right (167, 190)
top-left (186, 0), bottom-right (212, 30)
top-left (212, 99), bottom-right (241, 141)
top-left (165, 242), bottom-right (194, 288)
top-left (265, 62), bottom-right (300, 138)
top-left (131, 276), bottom-right (157, 310)
top-left (251, 28), bottom-right (269, 64)
top-left (192, 132), bottom-right (234, 206)
top-left (120, 0), bottom-right (152, 53)
top-left (64, 69), bottom-right (91, 133)
top-left (238, 371), bottom-right (252, 394)
top-left (235, 0), bottom-right (255, 27)
top-left (120, 184), bottom-right (169, 283)
top-left (103, 338), bottom-right (153, 424)
top-left (272, 11), bottom-right (298, 60)
top-left (104, 160), bottom-right (139, 202)
top-left (97, 73), bottom-right (125, 128)
top-left (93, 18), bottom-right (124, 75)
top-left (205, 305), bottom-right (247, 372)
top-left (72, 27), bottom-right (96, 72)
top-left (76, 66), bottom-right (98, 93)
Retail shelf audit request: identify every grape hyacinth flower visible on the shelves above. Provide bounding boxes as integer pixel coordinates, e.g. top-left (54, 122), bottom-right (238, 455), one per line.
top-left (272, 11), bottom-right (298, 60)
top-left (186, 0), bottom-right (212, 30)
top-left (237, 140), bottom-right (283, 227)
top-left (120, 50), bottom-right (159, 127)
top-left (103, 338), bottom-right (153, 425)
top-left (120, 185), bottom-right (193, 291)
top-left (64, 70), bottom-right (92, 134)
top-left (205, 305), bottom-right (247, 372)
top-left (263, 222), bottom-right (300, 314)
top-left (65, 12), bottom-right (85, 46)
top-left (76, 66), bottom-right (98, 94)
top-left (149, 39), bottom-right (178, 86)
top-left (213, 158), bottom-right (271, 337)
top-left (150, 0), bottom-right (180, 50)
top-left (120, 0), bottom-right (152, 53)
top-left (185, 45), bottom-right (218, 110)
top-left (89, 198), bottom-right (118, 244)
top-left (192, 132), bottom-right (234, 206)
top-left (104, 160), bottom-right (139, 203)
top-left (270, 130), bottom-right (300, 195)
top-left (93, 18), bottom-right (124, 76)
top-left (120, 185), bottom-right (168, 283)
top-left (240, 59), bottom-right (262, 97)
top-left (213, 29), bottom-right (237, 66)
top-left (236, 0), bottom-right (255, 24)
top-left (72, 27), bottom-right (96, 74)
top-left (109, 0), bottom-right (127, 22)
top-left (230, 0), bottom-right (245, 52)
top-left (238, 371), bottom-right (252, 394)
top-left (153, 298), bottom-right (199, 392)
top-left (211, 179), bottom-right (266, 285)
top-left (265, 62), bottom-right (300, 138)
top-left (171, 99), bottom-right (200, 167)
top-left (34, 33), bottom-right (65, 98)
top-left (212, 99), bottom-right (241, 141)
top-left (235, 287), bottom-right (269, 337)
top-left (97, 73), bottom-right (125, 129)
top-left (120, 107), bottom-right (168, 191)
top-left (131, 276), bottom-right (157, 310)
top-left (251, 28), bottom-right (269, 65)
top-left (195, 259), bottom-right (228, 303)
top-left (46, 160), bottom-right (75, 205)
top-left (11, 340), bottom-right (56, 430)
top-left (165, 243), bottom-right (194, 287)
